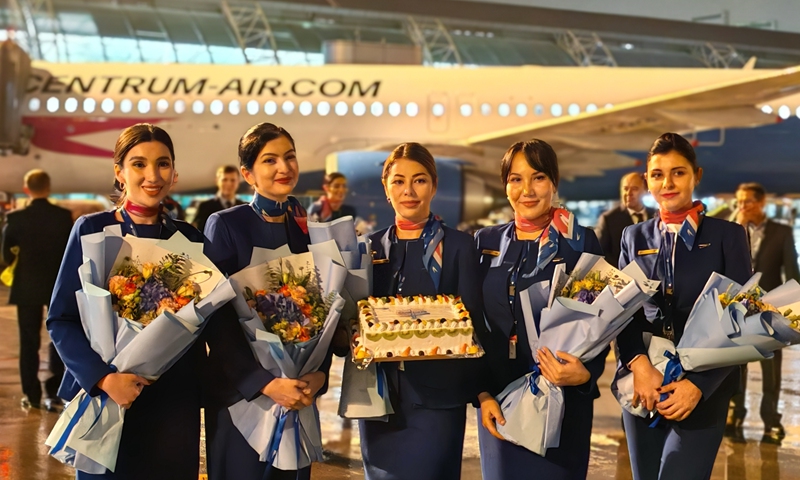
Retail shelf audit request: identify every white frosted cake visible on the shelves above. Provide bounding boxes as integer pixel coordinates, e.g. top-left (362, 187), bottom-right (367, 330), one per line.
top-left (353, 295), bottom-right (479, 360)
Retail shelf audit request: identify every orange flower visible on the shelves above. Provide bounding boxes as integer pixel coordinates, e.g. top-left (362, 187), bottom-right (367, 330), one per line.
top-left (301, 304), bottom-right (312, 317)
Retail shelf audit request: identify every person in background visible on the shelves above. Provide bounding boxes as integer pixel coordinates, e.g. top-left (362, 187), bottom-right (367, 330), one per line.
top-left (726, 182), bottom-right (799, 444)
top-left (595, 172), bottom-right (656, 267)
top-left (1, 169), bottom-right (73, 412)
top-left (308, 172), bottom-right (357, 223)
top-left (193, 165), bottom-right (245, 233)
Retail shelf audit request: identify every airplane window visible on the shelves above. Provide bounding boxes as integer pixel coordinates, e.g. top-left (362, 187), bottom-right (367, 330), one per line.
top-left (228, 100), bottom-right (241, 115)
top-left (498, 103), bottom-right (510, 117)
top-left (138, 99), bottom-right (151, 114)
top-left (568, 103), bottom-right (580, 116)
top-left (121, 99), bottom-right (133, 114)
top-left (46, 97), bottom-right (59, 113)
top-left (353, 101), bottom-right (366, 116)
top-left (192, 100), bottom-right (204, 114)
top-left (210, 100), bottom-right (224, 115)
top-left (65, 98), bottom-right (78, 113)
top-left (317, 101), bottom-right (331, 116)
top-left (534, 104), bottom-right (543, 115)
top-left (246, 100), bottom-right (259, 115)
top-left (460, 104), bottom-right (472, 117)
top-left (431, 103), bottom-right (445, 117)
top-left (299, 101), bottom-right (313, 116)
top-left (174, 99), bottom-right (186, 114)
top-left (371, 102), bottom-right (384, 116)
top-left (83, 98), bottom-right (96, 113)
top-left (264, 101), bottom-right (277, 115)
top-left (515, 103), bottom-right (527, 117)
top-left (406, 102), bottom-right (419, 117)
top-left (778, 105), bottom-right (791, 120)
top-left (102, 98), bottom-right (115, 114)
top-left (335, 101), bottom-right (348, 116)
top-left (480, 103), bottom-right (491, 116)
top-left (761, 105), bottom-right (773, 114)
top-left (550, 104), bottom-right (562, 117)
top-left (388, 102), bottom-right (401, 117)
top-left (156, 99), bottom-right (169, 113)
top-left (605, 103), bottom-right (614, 109)
top-left (282, 101), bottom-right (295, 115)
top-left (585, 103), bottom-right (598, 113)
top-left (28, 98), bottom-right (41, 112)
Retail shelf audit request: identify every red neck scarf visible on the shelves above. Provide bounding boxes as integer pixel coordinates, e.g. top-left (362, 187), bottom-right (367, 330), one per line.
top-left (660, 200), bottom-right (705, 225)
top-left (514, 209), bottom-right (553, 233)
top-left (124, 199), bottom-right (160, 219)
top-left (319, 195), bottom-right (343, 221)
top-left (396, 216), bottom-right (428, 231)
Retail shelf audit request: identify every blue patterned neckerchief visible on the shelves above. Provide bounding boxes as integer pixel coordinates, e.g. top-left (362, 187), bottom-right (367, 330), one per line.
top-left (529, 207), bottom-right (585, 277)
top-left (251, 192), bottom-right (309, 233)
top-left (119, 206), bottom-right (176, 239)
top-left (658, 201), bottom-right (706, 296)
top-left (381, 213), bottom-right (445, 291)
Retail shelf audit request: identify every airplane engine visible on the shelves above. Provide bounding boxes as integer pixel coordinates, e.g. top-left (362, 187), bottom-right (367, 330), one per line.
top-left (327, 150), bottom-right (501, 228)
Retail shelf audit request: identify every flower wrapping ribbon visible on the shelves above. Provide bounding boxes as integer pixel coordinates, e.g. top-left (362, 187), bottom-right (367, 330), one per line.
top-left (528, 363), bottom-right (542, 395)
top-left (649, 350), bottom-right (684, 428)
top-left (262, 408), bottom-right (303, 480)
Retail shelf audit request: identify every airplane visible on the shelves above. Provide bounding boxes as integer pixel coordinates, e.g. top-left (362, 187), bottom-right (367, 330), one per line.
top-left (1, 39), bottom-right (799, 226)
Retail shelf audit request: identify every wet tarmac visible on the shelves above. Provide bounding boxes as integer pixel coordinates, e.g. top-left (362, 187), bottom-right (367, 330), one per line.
top-left (2, 284), bottom-right (800, 479)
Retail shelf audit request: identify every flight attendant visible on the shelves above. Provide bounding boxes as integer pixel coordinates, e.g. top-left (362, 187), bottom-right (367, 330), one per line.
top-left (616, 133), bottom-right (751, 480)
top-left (359, 142), bottom-right (483, 480)
top-left (475, 139), bottom-right (607, 480)
top-left (307, 172), bottom-right (357, 222)
top-left (203, 122), bottom-right (324, 480)
top-left (47, 124), bottom-right (205, 479)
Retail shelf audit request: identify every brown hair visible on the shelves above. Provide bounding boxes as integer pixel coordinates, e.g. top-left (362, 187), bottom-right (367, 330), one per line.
top-left (322, 172), bottom-right (346, 187)
top-left (113, 123), bottom-right (176, 205)
top-left (217, 165), bottom-right (240, 176)
top-left (500, 139), bottom-right (559, 187)
top-left (737, 182), bottom-right (766, 201)
top-left (24, 169), bottom-right (51, 193)
top-left (647, 133), bottom-right (698, 171)
top-left (382, 143), bottom-right (438, 187)
top-left (239, 123), bottom-right (295, 171)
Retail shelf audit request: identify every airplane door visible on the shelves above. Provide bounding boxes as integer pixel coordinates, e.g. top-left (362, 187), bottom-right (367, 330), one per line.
top-left (428, 93), bottom-right (449, 133)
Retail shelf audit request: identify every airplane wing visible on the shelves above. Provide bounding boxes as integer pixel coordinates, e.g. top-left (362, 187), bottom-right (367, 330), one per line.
top-left (456, 65), bottom-right (800, 178)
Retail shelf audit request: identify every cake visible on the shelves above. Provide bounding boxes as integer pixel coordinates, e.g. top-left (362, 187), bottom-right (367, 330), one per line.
top-left (353, 295), bottom-right (480, 360)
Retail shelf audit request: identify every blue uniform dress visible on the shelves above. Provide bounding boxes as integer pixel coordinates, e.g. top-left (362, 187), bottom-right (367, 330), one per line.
top-left (616, 215), bottom-right (751, 480)
top-left (359, 223), bottom-right (484, 480)
top-left (47, 211), bottom-right (205, 480)
top-left (474, 221), bottom-right (607, 480)
top-left (203, 196), bottom-right (321, 480)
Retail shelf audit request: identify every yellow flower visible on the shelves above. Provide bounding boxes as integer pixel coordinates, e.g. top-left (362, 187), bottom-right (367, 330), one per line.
top-left (141, 263), bottom-right (156, 280)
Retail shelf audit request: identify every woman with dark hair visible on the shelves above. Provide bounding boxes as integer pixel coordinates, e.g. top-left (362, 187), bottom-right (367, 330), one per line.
top-left (617, 133), bottom-right (751, 480)
top-left (308, 172), bottom-right (357, 222)
top-left (359, 142), bottom-right (484, 480)
top-left (47, 123), bottom-right (205, 479)
top-left (474, 139), bottom-right (606, 480)
top-left (203, 122), bottom-right (324, 480)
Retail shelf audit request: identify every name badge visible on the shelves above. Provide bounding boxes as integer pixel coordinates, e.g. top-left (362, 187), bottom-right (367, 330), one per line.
top-left (482, 249), bottom-right (501, 257)
top-left (637, 249), bottom-right (659, 256)
top-left (552, 258), bottom-right (563, 263)
top-left (699, 243), bottom-right (711, 249)
top-left (509, 335), bottom-right (517, 360)
top-left (372, 258), bottom-right (389, 265)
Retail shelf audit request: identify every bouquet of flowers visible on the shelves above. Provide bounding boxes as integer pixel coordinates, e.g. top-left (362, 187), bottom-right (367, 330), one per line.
top-left (227, 240), bottom-right (347, 471)
top-left (495, 254), bottom-right (660, 456)
top-left (46, 226), bottom-right (234, 474)
top-left (612, 272), bottom-right (800, 419)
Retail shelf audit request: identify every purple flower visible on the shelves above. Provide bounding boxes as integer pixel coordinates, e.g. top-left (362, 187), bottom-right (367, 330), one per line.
top-left (574, 289), bottom-right (597, 304)
top-left (140, 279), bottom-right (172, 313)
top-left (256, 293), bottom-right (304, 325)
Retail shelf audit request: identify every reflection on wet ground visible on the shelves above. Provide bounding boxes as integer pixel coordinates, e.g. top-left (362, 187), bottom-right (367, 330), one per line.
top-left (2, 284), bottom-right (800, 479)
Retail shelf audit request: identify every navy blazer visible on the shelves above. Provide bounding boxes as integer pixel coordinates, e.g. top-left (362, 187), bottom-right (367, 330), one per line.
top-left (202, 203), bottom-right (321, 407)
top-left (617, 216), bottom-right (751, 404)
top-left (475, 222), bottom-right (607, 398)
top-left (47, 211), bottom-right (203, 399)
top-left (370, 224), bottom-right (485, 408)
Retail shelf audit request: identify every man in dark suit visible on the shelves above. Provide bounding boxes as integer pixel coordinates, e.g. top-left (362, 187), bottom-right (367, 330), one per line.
top-left (1, 169), bottom-right (73, 411)
top-left (595, 172), bottom-right (657, 267)
top-left (726, 182), bottom-right (799, 444)
top-left (193, 165), bottom-right (245, 234)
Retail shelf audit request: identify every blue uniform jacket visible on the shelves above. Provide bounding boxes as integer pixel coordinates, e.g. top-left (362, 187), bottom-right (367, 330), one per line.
top-left (202, 203), bottom-right (333, 407)
top-left (616, 216), bottom-right (751, 415)
top-left (47, 211), bottom-right (203, 399)
top-left (474, 222), bottom-right (607, 398)
top-left (370, 224), bottom-right (485, 408)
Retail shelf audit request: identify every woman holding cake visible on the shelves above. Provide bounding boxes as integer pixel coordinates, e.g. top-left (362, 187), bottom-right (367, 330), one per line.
top-left (474, 139), bottom-right (606, 480)
top-left (360, 142), bottom-right (484, 480)
top-left (202, 122), bottom-right (327, 480)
